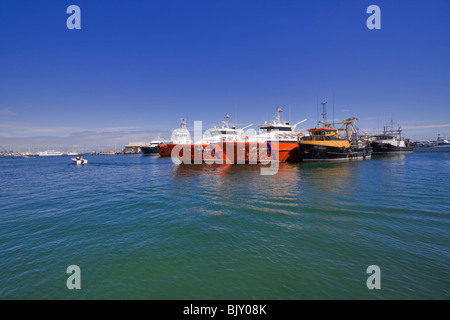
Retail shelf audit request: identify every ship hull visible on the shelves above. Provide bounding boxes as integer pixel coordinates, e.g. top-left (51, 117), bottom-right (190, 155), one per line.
top-left (299, 142), bottom-right (372, 162)
top-left (371, 142), bottom-right (413, 155)
top-left (141, 146), bottom-right (159, 156)
top-left (158, 141), bottom-right (301, 163)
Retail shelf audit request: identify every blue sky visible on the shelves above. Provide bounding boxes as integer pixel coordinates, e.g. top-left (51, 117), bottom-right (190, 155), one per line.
top-left (1, 0), bottom-right (449, 149)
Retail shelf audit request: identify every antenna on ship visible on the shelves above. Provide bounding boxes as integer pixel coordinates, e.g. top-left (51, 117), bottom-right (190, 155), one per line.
top-left (316, 95), bottom-right (319, 126)
top-left (333, 93), bottom-right (335, 127)
top-left (289, 104), bottom-right (291, 124)
top-left (321, 100), bottom-right (328, 125)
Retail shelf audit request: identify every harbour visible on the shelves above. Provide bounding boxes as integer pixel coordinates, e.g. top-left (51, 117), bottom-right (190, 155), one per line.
top-left (135, 106), bottom-right (449, 163)
top-left (2, 106), bottom-right (447, 162)
top-left (2, 107), bottom-right (447, 299)
top-left (1, 152), bottom-right (449, 299)
top-left (1, 0), bottom-right (449, 303)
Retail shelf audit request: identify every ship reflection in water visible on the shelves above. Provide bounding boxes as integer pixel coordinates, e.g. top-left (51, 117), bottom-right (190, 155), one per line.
top-left (171, 162), bottom-right (302, 215)
top-left (170, 160), bottom-right (363, 219)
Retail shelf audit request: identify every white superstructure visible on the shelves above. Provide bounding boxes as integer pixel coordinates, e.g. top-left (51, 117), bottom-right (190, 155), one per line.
top-left (414, 135), bottom-right (450, 152)
top-left (248, 107), bottom-right (306, 143)
top-left (170, 118), bottom-right (193, 144)
top-left (198, 113), bottom-right (252, 144)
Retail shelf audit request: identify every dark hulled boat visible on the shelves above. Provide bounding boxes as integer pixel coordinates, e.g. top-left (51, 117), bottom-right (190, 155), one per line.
top-left (298, 117), bottom-right (372, 162)
top-left (370, 122), bottom-right (413, 155)
top-left (141, 136), bottom-right (165, 156)
top-left (141, 144), bottom-right (159, 156)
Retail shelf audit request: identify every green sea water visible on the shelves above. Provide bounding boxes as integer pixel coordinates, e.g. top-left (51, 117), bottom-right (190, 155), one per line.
top-left (0, 153), bottom-right (449, 299)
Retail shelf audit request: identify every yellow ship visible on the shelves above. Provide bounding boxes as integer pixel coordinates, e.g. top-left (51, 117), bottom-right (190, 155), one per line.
top-left (299, 117), bottom-right (372, 162)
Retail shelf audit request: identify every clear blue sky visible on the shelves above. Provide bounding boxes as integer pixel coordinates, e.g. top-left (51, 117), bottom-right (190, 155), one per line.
top-left (1, 0), bottom-right (449, 148)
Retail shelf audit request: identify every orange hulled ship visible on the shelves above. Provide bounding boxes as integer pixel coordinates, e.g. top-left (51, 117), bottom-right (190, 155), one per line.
top-left (159, 109), bottom-right (307, 164)
top-left (248, 106), bottom-right (306, 162)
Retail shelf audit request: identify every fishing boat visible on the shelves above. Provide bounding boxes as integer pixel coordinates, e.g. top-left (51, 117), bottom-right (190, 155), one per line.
top-left (71, 155), bottom-right (88, 165)
top-left (298, 102), bottom-right (372, 162)
top-left (413, 135), bottom-right (450, 152)
top-left (370, 121), bottom-right (413, 155)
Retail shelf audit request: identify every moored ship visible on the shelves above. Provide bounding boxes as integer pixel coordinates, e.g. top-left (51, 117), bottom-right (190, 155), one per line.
top-left (141, 136), bottom-right (165, 156)
top-left (160, 110), bottom-right (307, 164)
top-left (370, 122), bottom-right (413, 155)
top-left (413, 135), bottom-right (450, 152)
top-left (298, 102), bottom-right (372, 162)
top-left (158, 118), bottom-right (193, 158)
top-left (248, 106), bottom-right (307, 162)
top-left (159, 114), bottom-right (257, 163)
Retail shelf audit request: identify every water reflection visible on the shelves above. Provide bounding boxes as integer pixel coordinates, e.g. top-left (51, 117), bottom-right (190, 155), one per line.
top-left (169, 163), bottom-right (302, 209)
top-left (170, 161), bottom-right (362, 198)
top-left (172, 162), bottom-right (301, 192)
top-left (169, 160), bottom-right (370, 220)
top-left (299, 161), bottom-right (354, 193)
top-left (372, 154), bottom-right (408, 160)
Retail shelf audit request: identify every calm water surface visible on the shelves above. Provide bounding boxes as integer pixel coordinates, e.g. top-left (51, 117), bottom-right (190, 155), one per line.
top-left (0, 153), bottom-right (449, 299)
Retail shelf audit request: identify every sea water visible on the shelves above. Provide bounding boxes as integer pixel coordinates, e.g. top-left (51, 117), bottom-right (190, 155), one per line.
top-left (0, 153), bottom-right (449, 299)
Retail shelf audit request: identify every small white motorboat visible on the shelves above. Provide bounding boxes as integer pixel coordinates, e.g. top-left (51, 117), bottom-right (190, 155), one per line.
top-left (71, 156), bottom-right (88, 165)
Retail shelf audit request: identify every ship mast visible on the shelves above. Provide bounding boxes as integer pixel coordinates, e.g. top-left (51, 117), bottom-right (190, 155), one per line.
top-left (222, 113), bottom-right (230, 128)
top-left (274, 106), bottom-right (283, 124)
top-left (180, 118), bottom-right (187, 129)
top-left (320, 101), bottom-right (328, 126)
